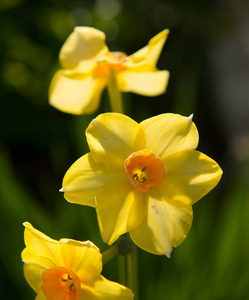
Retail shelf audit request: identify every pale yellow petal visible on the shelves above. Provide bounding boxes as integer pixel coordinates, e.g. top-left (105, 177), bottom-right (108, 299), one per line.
top-left (81, 265), bottom-right (134, 300)
top-left (23, 263), bottom-right (46, 293)
top-left (35, 291), bottom-right (47, 300)
top-left (86, 113), bottom-right (146, 172)
top-left (49, 70), bottom-right (106, 115)
top-left (88, 275), bottom-right (134, 300)
top-left (129, 29), bottom-right (169, 66)
top-left (59, 240), bottom-right (103, 277)
top-left (23, 222), bottom-right (63, 266)
top-left (96, 179), bottom-right (146, 245)
top-left (158, 149), bottom-right (223, 206)
top-left (62, 153), bottom-right (124, 207)
top-left (59, 26), bottom-right (109, 72)
top-left (130, 190), bottom-right (193, 256)
top-left (141, 113), bottom-right (199, 160)
top-left (118, 70), bottom-right (169, 96)
top-left (22, 248), bottom-right (56, 269)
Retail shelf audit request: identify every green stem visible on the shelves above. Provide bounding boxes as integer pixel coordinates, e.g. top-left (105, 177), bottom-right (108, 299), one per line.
top-left (102, 246), bottom-right (119, 265)
top-left (102, 238), bottom-right (138, 297)
top-left (118, 255), bottom-right (127, 286)
top-left (107, 68), bottom-right (124, 113)
top-left (127, 247), bottom-right (139, 299)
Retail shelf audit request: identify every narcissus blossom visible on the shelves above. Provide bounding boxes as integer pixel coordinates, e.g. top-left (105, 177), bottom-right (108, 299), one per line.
top-left (49, 26), bottom-right (169, 114)
top-left (61, 113), bottom-right (222, 256)
top-left (21, 222), bottom-right (133, 300)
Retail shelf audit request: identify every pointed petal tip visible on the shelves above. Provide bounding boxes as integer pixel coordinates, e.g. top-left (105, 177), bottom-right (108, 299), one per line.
top-left (59, 187), bottom-right (64, 192)
top-left (23, 221), bottom-right (30, 227)
top-left (158, 29), bottom-right (170, 38)
top-left (164, 28), bottom-right (170, 35)
top-left (91, 117), bottom-right (98, 128)
top-left (154, 29), bottom-right (170, 44)
top-left (188, 113), bottom-right (194, 121)
top-left (165, 251), bottom-right (171, 258)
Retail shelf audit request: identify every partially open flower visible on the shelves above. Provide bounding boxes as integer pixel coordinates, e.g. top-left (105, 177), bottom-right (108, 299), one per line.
top-left (49, 27), bottom-right (169, 114)
top-left (21, 222), bottom-right (134, 300)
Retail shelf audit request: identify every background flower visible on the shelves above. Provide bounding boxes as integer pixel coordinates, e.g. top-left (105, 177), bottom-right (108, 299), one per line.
top-left (61, 113), bottom-right (222, 256)
top-left (22, 222), bottom-right (133, 300)
top-left (49, 27), bottom-right (169, 114)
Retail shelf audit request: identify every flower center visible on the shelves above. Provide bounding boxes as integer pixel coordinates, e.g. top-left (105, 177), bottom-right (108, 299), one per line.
top-left (124, 149), bottom-right (165, 192)
top-left (42, 267), bottom-right (81, 300)
top-left (93, 51), bottom-right (128, 78)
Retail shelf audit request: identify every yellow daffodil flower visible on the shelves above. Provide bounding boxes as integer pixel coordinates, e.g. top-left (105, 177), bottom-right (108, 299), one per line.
top-left (22, 222), bottom-right (134, 300)
top-left (49, 26), bottom-right (170, 114)
top-left (61, 113), bottom-right (222, 256)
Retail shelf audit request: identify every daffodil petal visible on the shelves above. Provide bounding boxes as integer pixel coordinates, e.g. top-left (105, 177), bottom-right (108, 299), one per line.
top-left (129, 29), bottom-right (169, 66)
top-left (159, 149), bottom-right (222, 206)
top-left (96, 179), bottom-right (146, 245)
top-left (23, 263), bottom-right (46, 293)
top-left (59, 240), bottom-right (103, 277)
top-left (81, 265), bottom-right (133, 300)
top-left (49, 70), bottom-right (106, 115)
top-left (59, 26), bottom-right (109, 71)
top-left (118, 70), bottom-right (169, 96)
top-left (89, 275), bottom-right (134, 300)
top-left (62, 153), bottom-right (123, 207)
top-left (130, 191), bottom-right (193, 256)
top-left (35, 291), bottom-right (46, 300)
top-left (23, 222), bottom-right (63, 266)
top-left (86, 113), bottom-right (146, 172)
top-left (141, 113), bottom-right (199, 160)
top-left (22, 248), bottom-right (56, 269)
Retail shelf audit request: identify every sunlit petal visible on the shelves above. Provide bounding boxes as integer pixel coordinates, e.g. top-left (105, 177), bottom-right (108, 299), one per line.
top-left (96, 179), bottom-right (146, 245)
top-left (81, 265), bottom-right (134, 300)
top-left (118, 70), bottom-right (169, 96)
top-left (159, 149), bottom-right (223, 206)
top-left (59, 27), bottom-right (109, 71)
top-left (23, 263), bottom-right (46, 293)
top-left (86, 113), bottom-right (146, 172)
top-left (141, 113), bottom-right (199, 160)
top-left (49, 70), bottom-right (106, 115)
top-left (59, 240), bottom-right (102, 276)
top-left (62, 153), bottom-right (121, 207)
top-left (22, 248), bottom-right (56, 269)
top-left (129, 29), bottom-right (169, 66)
top-left (130, 190), bottom-right (193, 256)
top-left (23, 222), bottom-right (63, 266)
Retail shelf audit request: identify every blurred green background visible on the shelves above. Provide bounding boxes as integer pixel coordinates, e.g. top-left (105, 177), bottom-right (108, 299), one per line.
top-left (1, 0), bottom-right (249, 299)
